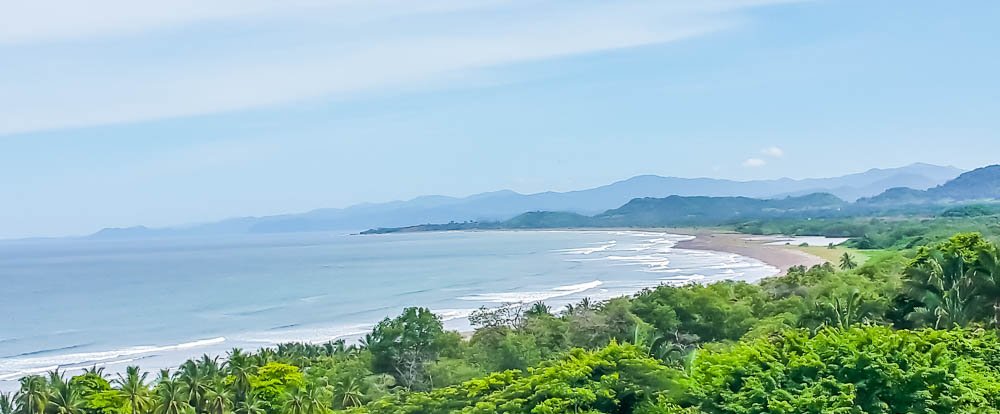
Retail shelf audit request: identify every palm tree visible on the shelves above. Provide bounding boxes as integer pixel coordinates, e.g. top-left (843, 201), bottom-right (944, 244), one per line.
top-left (224, 349), bottom-right (254, 404)
top-left (332, 378), bottom-right (363, 409)
top-left (282, 387), bottom-right (327, 414)
top-left (321, 340), bottom-right (347, 357)
top-left (47, 371), bottom-right (84, 414)
top-left (303, 387), bottom-right (326, 414)
top-left (839, 253), bottom-right (858, 270)
top-left (203, 382), bottom-right (230, 414)
top-left (156, 369), bottom-right (171, 384)
top-left (252, 349), bottom-right (276, 367)
top-left (905, 251), bottom-right (980, 329)
top-left (115, 366), bottom-right (152, 414)
top-left (282, 390), bottom-right (308, 414)
top-left (1, 392), bottom-right (15, 414)
top-left (632, 324), bottom-right (699, 363)
top-left (177, 361), bottom-right (209, 414)
top-left (14, 375), bottom-right (48, 414)
top-left (233, 393), bottom-right (264, 414)
top-left (358, 334), bottom-right (374, 350)
top-left (82, 366), bottom-right (107, 379)
top-left (974, 245), bottom-right (1000, 326)
top-left (153, 377), bottom-right (194, 414)
top-left (820, 289), bottom-right (876, 328)
top-left (525, 302), bottom-right (552, 317)
top-left (649, 332), bottom-right (699, 363)
top-left (197, 355), bottom-right (222, 380)
top-left (361, 374), bottom-right (395, 397)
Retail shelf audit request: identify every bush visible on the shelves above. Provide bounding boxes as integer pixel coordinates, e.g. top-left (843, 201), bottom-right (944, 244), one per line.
top-left (676, 327), bottom-right (1000, 413)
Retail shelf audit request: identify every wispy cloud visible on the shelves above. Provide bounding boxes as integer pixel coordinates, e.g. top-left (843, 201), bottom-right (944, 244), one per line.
top-left (0, 0), bottom-right (795, 136)
top-left (742, 158), bottom-right (767, 167)
top-left (0, 1), bottom-right (505, 44)
top-left (761, 146), bottom-right (785, 158)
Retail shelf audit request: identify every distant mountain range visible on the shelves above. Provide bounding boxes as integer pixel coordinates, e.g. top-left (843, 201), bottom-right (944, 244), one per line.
top-left (91, 163), bottom-right (964, 238)
top-left (364, 165), bottom-right (1000, 234)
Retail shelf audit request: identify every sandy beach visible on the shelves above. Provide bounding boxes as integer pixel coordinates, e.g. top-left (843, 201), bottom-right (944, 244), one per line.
top-left (670, 229), bottom-right (829, 275)
top-left (492, 227), bottom-right (833, 276)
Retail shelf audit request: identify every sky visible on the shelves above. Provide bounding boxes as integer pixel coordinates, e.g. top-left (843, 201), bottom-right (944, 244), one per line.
top-left (1, 0), bottom-right (999, 238)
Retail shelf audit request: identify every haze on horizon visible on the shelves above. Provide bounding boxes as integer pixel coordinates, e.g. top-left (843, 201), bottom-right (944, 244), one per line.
top-left (2, 1), bottom-right (999, 238)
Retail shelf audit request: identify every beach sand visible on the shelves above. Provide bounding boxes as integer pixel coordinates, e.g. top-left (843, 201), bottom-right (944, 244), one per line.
top-left (670, 228), bottom-right (828, 275)
top-left (505, 227), bottom-right (833, 275)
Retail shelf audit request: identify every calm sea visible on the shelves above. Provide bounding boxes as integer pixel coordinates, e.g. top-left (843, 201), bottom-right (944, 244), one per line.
top-left (0, 230), bottom-right (778, 389)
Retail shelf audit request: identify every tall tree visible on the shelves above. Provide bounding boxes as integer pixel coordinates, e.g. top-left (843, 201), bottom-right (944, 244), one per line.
top-left (233, 394), bottom-right (263, 414)
top-left (905, 250), bottom-right (981, 328)
top-left (115, 366), bottom-right (152, 414)
top-left (331, 378), bottom-right (363, 409)
top-left (176, 361), bottom-right (209, 414)
top-left (203, 382), bottom-right (230, 414)
top-left (839, 253), bottom-right (858, 270)
top-left (819, 289), bottom-right (880, 329)
top-left (80, 366), bottom-right (106, 380)
top-left (367, 307), bottom-right (446, 390)
top-left (302, 387), bottom-right (326, 414)
top-left (14, 376), bottom-right (47, 414)
top-left (0, 392), bottom-right (14, 414)
top-left (46, 371), bottom-right (84, 414)
top-left (153, 378), bottom-right (193, 414)
top-left (280, 391), bottom-right (307, 414)
top-left (196, 356), bottom-right (222, 380)
top-left (974, 245), bottom-right (1000, 326)
top-left (224, 349), bottom-right (254, 404)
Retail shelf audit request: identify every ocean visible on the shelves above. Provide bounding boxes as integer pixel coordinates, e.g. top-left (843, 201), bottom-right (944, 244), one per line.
top-left (0, 230), bottom-right (779, 389)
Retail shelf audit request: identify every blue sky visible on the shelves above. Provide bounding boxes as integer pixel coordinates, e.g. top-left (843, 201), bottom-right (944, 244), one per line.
top-left (2, 0), bottom-right (999, 238)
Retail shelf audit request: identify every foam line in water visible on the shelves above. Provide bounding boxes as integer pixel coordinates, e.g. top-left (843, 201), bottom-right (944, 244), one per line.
top-left (553, 241), bottom-right (617, 255)
top-left (4, 343), bottom-right (93, 359)
top-left (432, 308), bottom-right (478, 321)
top-left (234, 324), bottom-right (371, 345)
top-left (458, 280), bottom-right (603, 303)
top-left (0, 337), bottom-right (225, 381)
top-left (0, 365), bottom-right (60, 381)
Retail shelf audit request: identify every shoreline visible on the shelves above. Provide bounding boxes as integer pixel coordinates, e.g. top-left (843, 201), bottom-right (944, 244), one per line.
top-left (668, 229), bottom-right (828, 275)
top-left (406, 227), bottom-right (832, 275)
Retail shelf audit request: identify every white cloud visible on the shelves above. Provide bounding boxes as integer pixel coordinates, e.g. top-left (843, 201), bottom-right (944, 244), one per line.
top-left (0, 0), bottom-right (797, 136)
top-left (742, 158), bottom-right (767, 167)
top-left (761, 146), bottom-right (785, 158)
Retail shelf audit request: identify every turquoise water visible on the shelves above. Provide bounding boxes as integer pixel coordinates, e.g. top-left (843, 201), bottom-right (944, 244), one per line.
top-left (0, 230), bottom-right (778, 388)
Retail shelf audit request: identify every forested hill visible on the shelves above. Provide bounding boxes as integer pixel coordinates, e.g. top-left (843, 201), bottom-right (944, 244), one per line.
top-left (860, 164), bottom-right (1000, 205)
top-left (595, 192), bottom-right (846, 227)
top-left (361, 193), bottom-right (849, 233)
